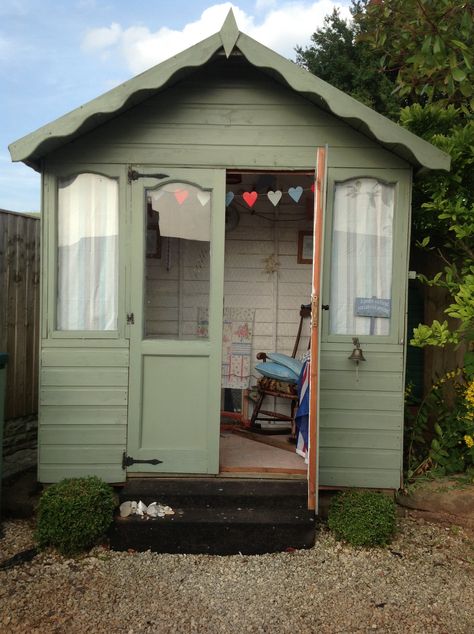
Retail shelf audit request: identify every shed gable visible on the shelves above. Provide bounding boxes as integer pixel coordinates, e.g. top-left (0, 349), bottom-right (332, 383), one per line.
top-left (48, 56), bottom-right (408, 171)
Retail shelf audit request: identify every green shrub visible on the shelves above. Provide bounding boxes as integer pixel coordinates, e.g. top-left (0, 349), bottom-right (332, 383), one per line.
top-left (328, 490), bottom-right (396, 547)
top-left (35, 476), bottom-right (116, 555)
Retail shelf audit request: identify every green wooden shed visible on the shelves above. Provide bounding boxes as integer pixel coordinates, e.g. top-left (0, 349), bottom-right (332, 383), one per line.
top-left (9, 11), bottom-right (449, 501)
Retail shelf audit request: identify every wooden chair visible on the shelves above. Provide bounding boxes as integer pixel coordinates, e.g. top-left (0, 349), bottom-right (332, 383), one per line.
top-left (249, 304), bottom-right (311, 435)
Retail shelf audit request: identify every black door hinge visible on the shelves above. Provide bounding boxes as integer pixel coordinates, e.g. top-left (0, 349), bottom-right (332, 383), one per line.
top-left (126, 312), bottom-right (134, 325)
top-left (128, 168), bottom-right (169, 183)
top-left (122, 452), bottom-right (163, 469)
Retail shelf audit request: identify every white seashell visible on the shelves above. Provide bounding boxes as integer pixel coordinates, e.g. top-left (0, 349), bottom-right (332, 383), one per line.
top-left (130, 501), bottom-right (138, 514)
top-left (119, 501), bottom-right (133, 518)
top-left (163, 505), bottom-right (175, 516)
top-left (137, 500), bottom-right (147, 516)
top-left (147, 502), bottom-right (159, 517)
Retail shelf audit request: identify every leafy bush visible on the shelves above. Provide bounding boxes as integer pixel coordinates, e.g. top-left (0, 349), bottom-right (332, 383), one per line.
top-left (35, 476), bottom-right (116, 555)
top-left (328, 490), bottom-right (396, 547)
top-left (405, 368), bottom-right (474, 478)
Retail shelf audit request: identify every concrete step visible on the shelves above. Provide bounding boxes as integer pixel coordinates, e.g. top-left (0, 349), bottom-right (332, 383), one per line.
top-left (110, 478), bottom-right (316, 555)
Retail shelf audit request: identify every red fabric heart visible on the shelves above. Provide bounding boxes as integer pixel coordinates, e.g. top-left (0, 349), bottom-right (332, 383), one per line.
top-left (174, 190), bottom-right (189, 205)
top-left (311, 182), bottom-right (315, 193)
top-left (243, 191), bottom-right (258, 208)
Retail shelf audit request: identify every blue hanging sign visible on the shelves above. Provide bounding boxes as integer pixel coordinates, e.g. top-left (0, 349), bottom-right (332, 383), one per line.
top-left (355, 297), bottom-right (391, 318)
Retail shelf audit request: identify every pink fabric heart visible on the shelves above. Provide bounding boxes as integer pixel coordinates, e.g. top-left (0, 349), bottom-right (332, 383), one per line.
top-left (243, 191), bottom-right (258, 208)
top-left (174, 190), bottom-right (189, 205)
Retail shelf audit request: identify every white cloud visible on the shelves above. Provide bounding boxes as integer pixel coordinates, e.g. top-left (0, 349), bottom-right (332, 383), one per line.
top-left (82, 22), bottom-right (122, 52)
top-left (82, 1), bottom-right (351, 75)
top-left (255, 0), bottom-right (277, 11)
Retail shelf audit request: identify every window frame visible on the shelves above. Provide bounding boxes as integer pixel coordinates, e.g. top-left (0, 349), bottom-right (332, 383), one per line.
top-left (45, 164), bottom-right (128, 339)
top-left (321, 168), bottom-right (411, 346)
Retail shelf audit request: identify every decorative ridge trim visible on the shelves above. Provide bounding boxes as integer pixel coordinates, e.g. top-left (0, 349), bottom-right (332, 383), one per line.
top-left (220, 9), bottom-right (240, 57)
top-left (9, 17), bottom-right (450, 173)
top-left (235, 33), bottom-right (450, 172)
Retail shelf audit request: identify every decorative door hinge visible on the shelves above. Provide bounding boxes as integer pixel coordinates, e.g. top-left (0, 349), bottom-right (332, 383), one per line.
top-left (127, 167), bottom-right (169, 183)
top-left (126, 312), bottom-right (134, 325)
top-left (122, 452), bottom-right (163, 469)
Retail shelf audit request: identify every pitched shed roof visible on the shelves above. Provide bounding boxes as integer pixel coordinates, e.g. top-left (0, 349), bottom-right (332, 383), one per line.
top-left (9, 10), bottom-right (450, 172)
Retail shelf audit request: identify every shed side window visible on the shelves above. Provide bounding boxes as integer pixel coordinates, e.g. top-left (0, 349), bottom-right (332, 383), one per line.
top-left (57, 173), bottom-right (118, 331)
top-left (329, 178), bottom-right (395, 336)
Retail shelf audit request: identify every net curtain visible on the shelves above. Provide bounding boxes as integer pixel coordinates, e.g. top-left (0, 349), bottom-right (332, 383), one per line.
top-left (57, 173), bottom-right (119, 331)
top-left (329, 178), bottom-right (395, 336)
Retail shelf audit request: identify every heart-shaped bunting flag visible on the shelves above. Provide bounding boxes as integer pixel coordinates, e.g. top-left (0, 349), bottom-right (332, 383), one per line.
top-left (288, 186), bottom-right (304, 203)
top-left (174, 190), bottom-right (189, 205)
top-left (225, 191), bottom-right (235, 207)
top-left (197, 191), bottom-right (211, 206)
top-left (267, 190), bottom-right (282, 207)
top-left (243, 191), bottom-right (258, 208)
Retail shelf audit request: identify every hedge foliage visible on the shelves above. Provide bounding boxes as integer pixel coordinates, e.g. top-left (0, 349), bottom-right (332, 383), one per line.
top-left (328, 490), bottom-right (396, 547)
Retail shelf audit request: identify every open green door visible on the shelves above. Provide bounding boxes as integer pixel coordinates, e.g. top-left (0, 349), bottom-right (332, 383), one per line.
top-left (127, 168), bottom-right (225, 474)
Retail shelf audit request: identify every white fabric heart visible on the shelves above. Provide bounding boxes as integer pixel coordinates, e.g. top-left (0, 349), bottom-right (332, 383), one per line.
top-left (267, 190), bottom-right (282, 206)
top-left (197, 191), bottom-right (211, 206)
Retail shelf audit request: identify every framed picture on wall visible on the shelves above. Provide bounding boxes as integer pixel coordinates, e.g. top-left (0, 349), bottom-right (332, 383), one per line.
top-left (297, 231), bottom-right (313, 264)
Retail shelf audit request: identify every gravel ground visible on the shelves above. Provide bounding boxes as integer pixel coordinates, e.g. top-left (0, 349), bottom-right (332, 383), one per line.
top-left (0, 516), bottom-right (473, 633)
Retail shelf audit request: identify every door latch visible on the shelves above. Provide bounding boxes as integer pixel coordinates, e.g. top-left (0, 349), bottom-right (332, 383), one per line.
top-left (126, 312), bottom-right (135, 325)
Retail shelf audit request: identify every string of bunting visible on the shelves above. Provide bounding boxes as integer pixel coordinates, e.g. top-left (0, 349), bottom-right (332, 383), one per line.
top-left (226, 183), bottom-right (315, 209)
top-left (151, 183), bottom-right (315, 208)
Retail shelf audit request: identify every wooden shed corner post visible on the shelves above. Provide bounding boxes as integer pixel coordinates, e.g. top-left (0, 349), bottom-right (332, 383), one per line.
top-left (308, 147), bottom-right (327, 512)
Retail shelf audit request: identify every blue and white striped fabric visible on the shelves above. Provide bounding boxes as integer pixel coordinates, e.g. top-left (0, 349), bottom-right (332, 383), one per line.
top-left (295, 360), bottom-right (309, 463)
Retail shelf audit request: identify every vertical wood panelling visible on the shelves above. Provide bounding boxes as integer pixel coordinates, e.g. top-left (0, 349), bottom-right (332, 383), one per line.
top-left (0, 211), bottom-right (40, 419)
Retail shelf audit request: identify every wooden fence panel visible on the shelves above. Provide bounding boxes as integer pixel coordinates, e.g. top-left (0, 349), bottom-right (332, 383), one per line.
top-left (0, 210), bottom-right (40, 419)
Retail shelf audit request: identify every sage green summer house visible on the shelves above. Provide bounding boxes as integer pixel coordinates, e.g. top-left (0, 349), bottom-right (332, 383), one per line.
top-left (9, 12), bottom-right (449, 493)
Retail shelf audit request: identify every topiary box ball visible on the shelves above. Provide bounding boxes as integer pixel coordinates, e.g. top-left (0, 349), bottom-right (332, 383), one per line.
top-left (35, 476), bottom-right (116, 556)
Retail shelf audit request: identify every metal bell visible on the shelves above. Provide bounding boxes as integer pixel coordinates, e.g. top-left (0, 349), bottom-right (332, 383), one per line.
top-left (348, 337), bottom-right (366, 363)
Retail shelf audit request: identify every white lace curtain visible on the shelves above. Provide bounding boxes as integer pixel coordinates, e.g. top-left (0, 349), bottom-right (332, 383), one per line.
top-left (57, 173), bottom-right (118, 331)
top-left (329, 178), bottom-right (395, 336)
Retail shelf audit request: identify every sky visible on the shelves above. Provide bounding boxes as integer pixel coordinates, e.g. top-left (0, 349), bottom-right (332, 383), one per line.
top-left (1, 0), bottom-right (351, 212)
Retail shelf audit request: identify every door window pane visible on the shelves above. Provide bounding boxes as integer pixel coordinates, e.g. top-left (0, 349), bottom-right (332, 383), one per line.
top-left (329, 178), bottom-right (395, 336)
top-left (145, 182), bottom-right (211, 339)
top-left (57, 173), bottom-right (118, 331)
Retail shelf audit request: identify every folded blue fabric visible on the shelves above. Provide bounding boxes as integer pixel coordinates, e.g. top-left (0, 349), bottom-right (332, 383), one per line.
top-left (267, 352), bottom-right (304, 377)
top-left (255, 361), bottom-right (299, 383)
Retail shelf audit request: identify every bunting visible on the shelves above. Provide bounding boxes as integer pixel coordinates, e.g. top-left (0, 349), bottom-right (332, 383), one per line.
top-left (151, 183), bottom-right (315, 208)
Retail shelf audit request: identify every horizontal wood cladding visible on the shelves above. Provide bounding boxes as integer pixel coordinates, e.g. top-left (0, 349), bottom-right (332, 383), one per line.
top-left (320, 467), bottom-right (401, 490)
top-left (321, 390), bottom-right (402, 412)
top-left (40, 387), bottom-right (127, 407)
top-left (321, 410), bottom-right (401, 431)
top-left (40, 406), bottom-right (127, 426)
top-left (41, 367), bottom-right (128, 387)
top-left (39, 342), bottom-right (129, 482)
top-left (41, 425), bottom-right (126, 445)
top-left (42, 346), bottom-right (129, 367)
top-left (320, 447), bottom-right (400, 471)
top-left (320, 429), bottom-right (401, 451)
top-left (49, 61), bottom-right (407, 170)
top-left (39, 465), bottom-right (125, 483)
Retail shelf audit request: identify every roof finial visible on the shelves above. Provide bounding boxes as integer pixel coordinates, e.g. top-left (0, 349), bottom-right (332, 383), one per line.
top-left (220, 9), bottom-right (240, 57)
